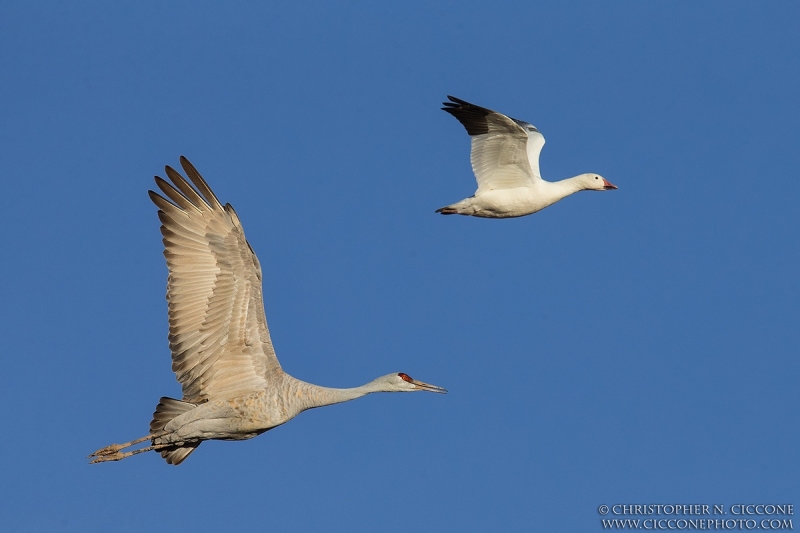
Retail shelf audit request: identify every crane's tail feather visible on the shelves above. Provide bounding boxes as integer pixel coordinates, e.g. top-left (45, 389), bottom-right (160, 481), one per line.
top-left (159, 444), bottom-right (199, 465)
top-left (150, 397), bottom-right (200, 465)
top-left (150, 397), bottom-right (195, 432)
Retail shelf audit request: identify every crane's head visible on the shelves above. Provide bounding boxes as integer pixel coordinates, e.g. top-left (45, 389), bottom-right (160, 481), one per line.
top-left (376, 372), bottom-right (447, 393)
top-left (579, 173), bottom-right (617, 191)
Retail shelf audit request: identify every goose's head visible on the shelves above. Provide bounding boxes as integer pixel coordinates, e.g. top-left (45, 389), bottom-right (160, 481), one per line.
top-left (579, 173), bottom-right (617, 191)
top-left (375, 373), bottom-right (448, 393)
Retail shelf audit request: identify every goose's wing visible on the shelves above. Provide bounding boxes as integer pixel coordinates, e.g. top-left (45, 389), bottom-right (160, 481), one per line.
top-left (148, 157), bottom-right (282, 404)
top-left (442, 96), bottom-right (545, 192)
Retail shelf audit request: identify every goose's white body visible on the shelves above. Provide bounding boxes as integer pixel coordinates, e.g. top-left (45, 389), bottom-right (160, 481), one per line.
top-left (442, 180), bottom-right (586, 218)
top-left (438, 96), bottom-right (616, 218)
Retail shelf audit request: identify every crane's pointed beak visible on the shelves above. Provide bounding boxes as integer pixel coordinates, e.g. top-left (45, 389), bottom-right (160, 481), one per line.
top-left (602, 179), bottom-right (618, 190)
top-left (411, 378), bottom-right (448, 394)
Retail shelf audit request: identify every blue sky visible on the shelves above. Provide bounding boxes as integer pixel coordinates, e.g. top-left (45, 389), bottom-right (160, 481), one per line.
top-left (1, 1), bottom-right (798, 531)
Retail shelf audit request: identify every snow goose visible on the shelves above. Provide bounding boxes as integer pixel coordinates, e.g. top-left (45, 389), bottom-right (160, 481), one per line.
top-left (437, 96), bottom-right (616, 218)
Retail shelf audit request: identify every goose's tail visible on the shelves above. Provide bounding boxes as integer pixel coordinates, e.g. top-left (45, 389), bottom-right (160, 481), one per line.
top-left (435, 196), bottom-right (475, 216)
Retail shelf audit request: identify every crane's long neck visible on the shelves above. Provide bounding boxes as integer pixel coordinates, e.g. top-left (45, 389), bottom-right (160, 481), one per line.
top-left (283, 375), bottom-right (388, 412)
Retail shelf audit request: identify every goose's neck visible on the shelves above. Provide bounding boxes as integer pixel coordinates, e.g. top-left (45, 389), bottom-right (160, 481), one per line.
top-left (550, 175), bottom-right (586, 196)
top-left (527, 176), bottom-right (584, 212)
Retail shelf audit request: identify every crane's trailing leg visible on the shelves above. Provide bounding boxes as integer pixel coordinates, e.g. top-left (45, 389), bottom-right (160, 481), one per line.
top-left (88, 431), bottom-right (170, 463)
top-left (90, 397), bottom-right (201, 465)
top-left (89, 434), bottom-right (152, 457)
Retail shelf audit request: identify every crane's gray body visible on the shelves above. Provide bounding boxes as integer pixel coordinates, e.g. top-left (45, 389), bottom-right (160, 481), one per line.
top-left (155, 374), bottom-right (369, 445)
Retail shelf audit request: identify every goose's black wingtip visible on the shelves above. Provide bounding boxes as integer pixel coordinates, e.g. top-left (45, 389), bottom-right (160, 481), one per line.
top-left (442, 95), bottom-right (468, 108)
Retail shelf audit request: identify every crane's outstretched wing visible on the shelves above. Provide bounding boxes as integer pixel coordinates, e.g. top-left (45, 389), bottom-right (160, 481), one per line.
top-left (442, 96), bottom-right (545, 192)
top-left (148, 157), bottom-right (282, 403)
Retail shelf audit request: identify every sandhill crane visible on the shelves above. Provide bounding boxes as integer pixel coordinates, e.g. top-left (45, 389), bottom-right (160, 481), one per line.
top-left (90, 157), bottom-right (446, 465)
top-left (437, 95), bottom-right (617, 218)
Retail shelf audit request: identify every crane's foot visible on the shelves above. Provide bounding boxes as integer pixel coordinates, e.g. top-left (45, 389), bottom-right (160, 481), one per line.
top-left (89, 435), bottom-right (149, 458)
top-left (90, 446), bottom-right (154, 463)
top-left (89, 443), bottom-right (125, 458)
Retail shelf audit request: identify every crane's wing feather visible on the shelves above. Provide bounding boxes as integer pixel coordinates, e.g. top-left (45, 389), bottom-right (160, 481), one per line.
top-left (148, 157), bottom-right (282, 403)
top-left (442, 96), bottom-right (545, 192)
